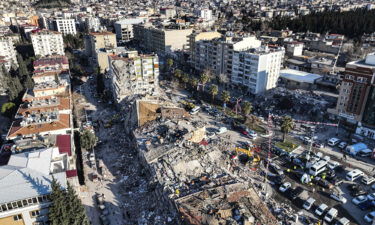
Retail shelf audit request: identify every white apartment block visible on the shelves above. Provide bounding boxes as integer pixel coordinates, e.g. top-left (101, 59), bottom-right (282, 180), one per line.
top-left (198, 9), bottom-right (213, 21)
top-left (31, 30), bottom-right (64, 57)
top-left (191, 35), bottom-right (261, 75)
top-left (0, 35), bottom-right (19, 70)
top-left (114, 18), bottom-right (144, 42)
top-left (50, 18), bottom-right (77, 35)
top-left (231, 46), bottom-right (285, 94)
top-left (109, 53), bottom-right (159, 103)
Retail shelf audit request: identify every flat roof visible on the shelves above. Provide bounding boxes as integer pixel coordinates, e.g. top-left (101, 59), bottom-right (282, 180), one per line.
top-left (280, 69), bottom-right (322, 84)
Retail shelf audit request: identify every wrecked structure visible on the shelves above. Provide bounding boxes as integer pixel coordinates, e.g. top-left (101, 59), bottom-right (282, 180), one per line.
top-left (131, 109), bottom-right (278, 225)
top-left (108, 52), bottom-right (159, 104)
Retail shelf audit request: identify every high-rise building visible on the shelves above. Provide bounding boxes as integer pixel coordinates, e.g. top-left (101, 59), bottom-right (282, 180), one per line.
top-left (189, 35), bottom-right (262, 76)
top-left (133, 24), bottom-right (193, 54)
top-left (329, 53), bottom-right (375, 140)
top-left (0, 34), bottom-right (19, 70)
top-left (108, 52), bottom-right (159, 103)
top-left (30, 30), bottom-right (64, 57)
top-left (231, 46), bottom-right (285, 94)
top-left (84, 32), bottom-right (117, 56)
top-left (114, 18), bottom-right (144, 42)
top-left (49, 18), bottom-right (77, 35)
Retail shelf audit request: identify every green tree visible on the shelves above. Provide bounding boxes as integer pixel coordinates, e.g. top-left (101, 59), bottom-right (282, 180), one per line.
top-left (242, 101), bottom-right (252, 116)
top-left (209, 84), bottom-right (218, 103)
top-left (181, 73), bottom-right (189, 88)
top-left (16, 53), bottom-right (28, 77)
top-left (1, 102), bottom-right (16, 118)
top-left (80, 130), bottom-right (97, 150)
top-left (166, 58), bottom-right (174, 71)
top-left (49, 179), bottom-right (89, 225)
top-left (199, 73), bottom-right (210, 92)
top-left (173, 69), bottom-right (182, 80)
top-left (281, 116), bottom-right (294, 142)
top-left (221, 90), bottom-right (230, 105)
top-left (189, 77), bottom-right (199, 90)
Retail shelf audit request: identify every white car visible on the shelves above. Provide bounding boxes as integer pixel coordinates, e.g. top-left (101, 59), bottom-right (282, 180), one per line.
top-left (364, 211), bottom-right (375, 223)
top-left (303, 197), bottom-right (316, 210)
top-left (338, 141), bottom-right (347, 149)
top-left (368, 193), bottom-right (375, 201)
top-left (362, 176), bottom-right (375, 185)
top-left (327, 161), bottom-right (341, 170)
top-left (352, 195), bottom-right (368, 205)
top-left (330, 193), bottom-right (347, 204)
top-left (279, 182), bottom-right (291, 193)
top-left (315, 203), bottom-right (328, 216)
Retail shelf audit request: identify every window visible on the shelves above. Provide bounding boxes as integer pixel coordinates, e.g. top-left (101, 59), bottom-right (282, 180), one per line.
top-left (30, 210), bottom-right (40, 218)
top-left (13, 214), bottom-right (22, 221)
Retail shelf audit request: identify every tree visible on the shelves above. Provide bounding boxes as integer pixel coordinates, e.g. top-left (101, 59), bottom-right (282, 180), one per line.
top-left (80, 130), bottom-right (97, 150)
top-left (166, 58), bottom-right (174, 71)
top-left (242, 101), bottom-right (252, 116)
top-left (209, 84), bottom-right (218, 103)
top-left (221, 90), bottom-right (230, 106)
top-left (49, 178), bottom-right (89, 225)
top-left (16, 53), bottom-right (28, 77)
top-left (189, 77), bottom-right (199, 90)
top-left (173, 69), bottom-right (182, 80)
top-left (281, 116), bottom-right (294, 142)
top-left (1, 102), bottom-right (16, 118)
top-left (181, 73), bottom-right (189, 88)
top-left (218, 73), bottom-right (229, 89)
top-left (199, 73), bottom-right (210, 92)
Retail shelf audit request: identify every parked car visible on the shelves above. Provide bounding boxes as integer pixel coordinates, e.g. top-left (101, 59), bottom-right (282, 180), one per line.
top-left (358, 149), bottom-right (373, 157)
top-left (330, 193), bottom-right (347, 204)
top-left (348, 184), bottom-right (368, 197)
top-left (314, 177), bottom-right (334, 189)
top-left (315, 203), bottom-right (328, 216)
top-left (364, 211), bottom-right (375, 223)
top-left (334, 217), bottom-right (350, 225)
top-left (362, 176), bottom-right (375, 185)
top-left (328, 176), bottom-right (344, 186)
top-left (327, 138), bottom-right (340, 146)
top-left (303, 197), bottom-right (316, 210)
top-left (313, 142), bottom-right (323, 148)
top-left (324, 208), bottom-right (338, 223)
top-left (289, 186), bottom-right (305, 200)
top-left (352, 195), bottom-right (368, 205)
top-left (368, 193), bottom-right (375, 201)
top-left (269, 162), bottom-right (284, 176)
top-left (279, 182), bottom-right (292, 193)
top-left (358, 200), bottom-right (375, 211)
top-left (338, 142), bottom-right (347, 149)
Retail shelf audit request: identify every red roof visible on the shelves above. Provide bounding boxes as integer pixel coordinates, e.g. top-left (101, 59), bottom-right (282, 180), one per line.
top-left (66, 170), bottom-right (77, 178)
top-left (56, 134), bottom-right (72, 156)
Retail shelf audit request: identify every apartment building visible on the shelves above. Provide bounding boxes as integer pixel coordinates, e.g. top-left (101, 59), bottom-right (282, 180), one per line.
top-left (114, 18), bottom-right (144, 42)
top-left (133, 24), bottom-right (193, 54)
top-left (30, 30), bottom-right (64, 57)
top-left (108, 52), bottom-right (159, 103)
top-left (33, 55), bottom-right (69, 73)
top-left (0, 34), bottom-right (19, 70)
top-left (49, 18), bottom-right (77, 35)
top-left (190, 35), bottom-right (262, 75)
top-left (231, 46), bottom-right (285, 94)
top-left (85, 32), bottom-right (117, 56)
top-left (329, 53), bottom-right (375, 140)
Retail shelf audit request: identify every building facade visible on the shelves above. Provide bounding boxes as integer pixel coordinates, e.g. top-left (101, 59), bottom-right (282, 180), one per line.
top-left (114, 18), bottom-right (144, 42)
top-left (133, 24), bottom-right (193, 54)
top-left (329, 53), bottom-right (375, 140)
top-left (231, 46), bottom-right (285, 94)
top-left (109, 52), bottom-right (159, 103)
top-left (49, 18), bottom-right (77, 35)
top-left (30, 30), bottom-right (64, 57)
top-left (0, 35), bottom-right (19, 70)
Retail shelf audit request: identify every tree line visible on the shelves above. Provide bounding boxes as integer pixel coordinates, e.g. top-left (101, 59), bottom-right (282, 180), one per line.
top-left (34, 0), bottom-right (71, 8)
top-left (270, 8), bottom-right (375, 40)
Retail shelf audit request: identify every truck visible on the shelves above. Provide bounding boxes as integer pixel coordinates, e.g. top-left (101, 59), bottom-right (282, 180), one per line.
top-left (345, 142), bottom-right (368, 156)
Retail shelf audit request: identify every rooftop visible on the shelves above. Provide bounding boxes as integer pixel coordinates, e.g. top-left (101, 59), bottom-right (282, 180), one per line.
top-left (280, 69), bottom-right (322, 84)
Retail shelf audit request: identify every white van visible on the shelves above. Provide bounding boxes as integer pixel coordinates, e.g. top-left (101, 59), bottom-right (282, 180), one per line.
top-left (190, 106), bottom-right (200, 115)
top-left (324, 208), bottom-right (338, 222)
top-left (303, 197), bottom-right (315, 210)
top-left (327, 138), bottom-right (340, 146)
top-left (346, 169), bottom-right (364, 181)
top-left (315, 203), bottom-right (328, 216)
top-left (309, 160), bottom-right (327, 176)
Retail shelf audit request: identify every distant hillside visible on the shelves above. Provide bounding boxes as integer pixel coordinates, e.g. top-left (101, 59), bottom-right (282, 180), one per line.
top-left (34, 0), bottom-right (71, 8)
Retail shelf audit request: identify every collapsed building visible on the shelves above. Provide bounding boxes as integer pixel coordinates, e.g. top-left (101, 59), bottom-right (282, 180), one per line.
top-left (129, 103), bottom-right (278, 225)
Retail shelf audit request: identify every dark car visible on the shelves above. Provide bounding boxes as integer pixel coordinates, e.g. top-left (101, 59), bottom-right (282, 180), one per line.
top-left (289, 186), bottom-right (305, 200)
top-left (271, 146), bottom-right (286, 156)
top-left (312, 142), bottom-right (323, 148)
top-left (348, 184), bottom-right (368, 197)
top-left (269, 162), bottom-right (284, 176)
top-left (358, 200), bottom-right (375, 211)
top-left (327, 176), bottom-right (344, 186)
top-left (314, 177), bottom-right (334, 189)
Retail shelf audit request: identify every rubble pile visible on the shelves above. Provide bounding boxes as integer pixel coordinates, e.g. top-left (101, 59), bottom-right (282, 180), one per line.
top-left (253, 87), bottom-right (331, 120)
top-left (132, 114), bottom-right (282, 224)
